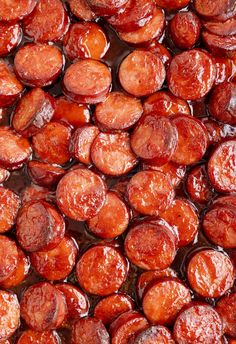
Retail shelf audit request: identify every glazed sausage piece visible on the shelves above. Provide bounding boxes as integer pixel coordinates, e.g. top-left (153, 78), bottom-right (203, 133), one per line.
top-left (56, 283), bottom-right (89, 319)
top-left (156, 0), bottom-right (190, 10)
top-left (72, 317), bottom-right (110, 344)
top-left (119, 51), bottom-right (165, 97)
top-left (27, 161), bottom-right (65, 188)
top-left (214, 57), bottom-right (233, 85)
top-left (91, 132), bottom-right (137, 176)
top-left (94, 294), bottom-right (134, 325)
top-left (30, 236), bottom-right (77, 281)
top-left (169, 11), bottom-right (201, 50)
top-left (143, 90), bottom-right (190, 117)
top-left (0, 235), bottom-right (18, 283)
top-left (110, 311), bottom-right (149, 344)
top-left (119, 7), bottom-right (165, 45)
top-left (87, 0), bottom-right (128, 16)
top-left (167, 49), bottom-right (216, 100)
top-left (68, 0), bottom-right (96, 21)
top-left (16, 200), bottom-right (65, 252)
top-left (142, 161), bottom-right (186, 188)
top-left (203, 205), bottom-right (236, 248)
top-left (171, 115), bottom-right (208, 165)
top-left (14, 44), bottom-right (64, 88)
top-left (202, 31), bottom-right (236, 56)
top-left (124, 219), bottom-right (177, 270)
top-left (0, 0), bottom-right (37, 21)
top-left (63, 22), bottom-right (109, 61)
top-left (0, 187), bottom-right (21, 233)
top-left (132, 325), bottom-right (175, 344)
top-left (208, 140), bottom-right (236, 193)
top-left (0, 248), bottom-right (30, 289)
top-left (0, 290), bottom-right (20, 341)
top-left (0, 60), bottom-right (24, 108)
top-left (70, 125), bottom-right (100, 165)
top-left (12, 88), bottom-right (55, 137)
top-left (56, 168), bottom-right (106, 221)
top-left (201, 118), bottom-right (224, 144)
top-left (208, 82), bottom-right (236, 125)
top-left (20, 282), bottom-right (67, 331)
top-left (95, 92), bottom-right (143, 131)
top-left (160, 198), bottom-right (199, 247)
top-left (21, 184), bottom-right (55, 205)
top-left (16, 330), bottom-right (60, 344)
top-left (0, 22), bottom-right (22, 57)
top-left (216, 292), bottom-right (236, 337)
top-left (137, 268), bottom-right (177, 300)
top-left (147, 42), bottom-right (171, 67)
top-left (143, 278), bottom-right (191, 325)
top-left (203, 17), bottom-right (236, 36)
top-left (54, 97), bottom-right (90, 128)
top-left (23, 0), bottom-right (69, 42)
top-left (173, 302), bottom-right (223, 344)
top-left (63, 59), bottom-right (112, 104)
top-left (87, 191), bottom-right (130, 239)
top-left (194, 0), bottom-right (232, 18)
top-left (212, 195), bottom-right (236, 208)
top-left (0, 168), bottom-right (9, 183)
top-left (76, 245), bottom-right (128, 296)
top-left (131, 115), bottom-right (178, 166)
top-left (186, 165), bottom-right (213, 204)
top-left (187, 249), bottom-right (234, 298)
top-left (32, 121), bottom-right (71, 165)
top-left (127, 171), bottom-right (175, 216)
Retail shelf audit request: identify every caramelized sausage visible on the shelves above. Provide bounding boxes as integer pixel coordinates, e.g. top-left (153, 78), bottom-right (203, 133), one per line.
top-left (0, 186), bottom-right (20, 233)
top-left (0, 22), bottom-right (22, 57)
top-left (72, 317), bottom-right (110, 344)
top-left (0, 290), bottom-right (20, 341)
top-left (0, 60), bottom-right (23, 107)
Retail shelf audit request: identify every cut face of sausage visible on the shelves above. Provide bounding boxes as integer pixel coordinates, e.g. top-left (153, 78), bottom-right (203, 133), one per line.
top-left (133, 325), bottom-right (175, 344)
top-left (142, 278), bottom-right (191, 325)
top-left (0, 0), bottom-right (37, 21)
top-left (156, 0), bottom-right (190, 10)
top-left (127, 171), bottom-right (175, 216)
top-left (87, 0), bottom-right (128, 16)
top-left (21, 184), bottom-right (55, 205)
top-left (20, 282), bottom-right (67, 331)
top-left (187, 249), bottom-right (234, 298)
top-left (173, 302), bottom-right (223, 344)
top-left (12, 88), bottom-right (55, 137)
top-left (194, 0), bottom-right (232, 18)
top-left (208, 140), bottom-right (236, 193)
top-left (95, 92), bottom-right (143, 131)
top-left (16, 200), bottom-right (65, 252)
top-left (0, 187), bottom-right (21, 233)
top-left (0, 22), bottom-right (22, 57)
top-left (94, 293), bottom-right (134, 325)
top-left (68, 0), bottom-right (96, 21)
top-left (216, 292), bottom-right (236, 337)
top-left (72, 317), bottom-right (110, 344)
top-left (91, 132), bottom-right (137, 176)
top-left (63, 22), bottom-right (109, 61)
top-left (202, 31), bottom-right (236, 56)
top-left (16, 330), bottom-right (60, 344)
top-left (130, 115), bottom-right (178, 166)
top-left (212, 195), bottom-right (236, 209)
top-left (171, 115), bottom-right (208, 165)
top-left (56, 168), bottom-right (107, 221)
top-left (27, 161), bottom-right (65, 187)
top-left (0, 235), bottom-right (18, 283)
top-left (0, 291), bottom-right (20, 341)
top-left (14, 44), bottom-right (64, 88)
top-left (167, 49), bottom-right (216, 100)
top-left (0, 168), bottom-right (9, 183)
top-left (203, 17), bottom-right (236, 36)
top-left (214, 57), bottom-right (233, 86)
top-left (124, 219), bottom-right (177, 270)
top-left (76, 245), bottom-right (128, 295)
top-left (119, 51), bottom-right (166, 97)
top-left (23, 0), bottom-right (70, 42)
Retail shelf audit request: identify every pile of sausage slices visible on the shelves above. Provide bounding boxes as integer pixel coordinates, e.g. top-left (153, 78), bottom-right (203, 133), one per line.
top-left (0, 0), bottom-right (235, 343)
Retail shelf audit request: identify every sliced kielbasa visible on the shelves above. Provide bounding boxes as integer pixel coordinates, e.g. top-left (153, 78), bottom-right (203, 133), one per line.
top-left (167, 49), bottom-right (216, 100)
top-left (216, 292), bottom-right (236, 337)
top-left (87, 0), bottom-right (128, 16)
top-left (0, 290), bottom-right (20, 341)
top-left (194, 0), bottom-right (233, 18)
top-left (63, 59), bottom-right (112, 104)
top-left (130, 115), bottom-right (178, 166)
top-left (16, 330), bottom-right (60, 344)
top-left (0, 168), bottom-right (9, 183)
top-left (173, 302), bottom-right (223, 344)
top-left (124, 219), bottom-right (177, 270)
top-left (12, 88), bottom-right (55, 137)
top-left (0, 22), bottom-right (22, 57)
top-left (23, 0), bottom-right (70, 42)
top-left (187, 249), bottom-right (234, 298)
top-left (143, 277), bottom-right (191, 325)
top-left (0, 60), bottom-right (23, 107)
top-left (0, 235), bottom-right (18, 283)
top-left (32, 121), bottom-right (71, 165)
top-left (119, 50), bottom-right (165, 97)
top-left (72, 317), bottom-right (110, 344)
top-left (127, 171), bottom-right (175, 216)
top-left (16, 200), bottom-right (65, 252)
top-left (76, 244), bottom-right (128, 296)
top-left (146, 41), bottom-right (172, 67)
top-left (95, 92), bottom-right (143, 131)
top-left (68, 0), bottom-right (96, 21)
top-left (87, 191), bottom-right (130, 239)
top-left (208, 140), bottom-right (236, 193)
top-left (21, 184), bottom-right (55, 205)
top-left (27, 161), bottom-right (65, 187)
top-left (91, 132), bottom-right (137, 176)
top-left (214, 57), bottom-right (233, 85)
top-left (132, 325), bottom-right (175, 344)
top-left (156, 0), bottom-right (190, 10)
top-left (0, 0), bottom-right (37, 22)
top-left (202, 31), bottom-right (236, 56)
top-left (212, 195), bottom-right (236, 209)
top-left (201, 118), bottom-right (223, 144)
top-left (20, 282), bottom-right (67, 331)
top-left (94, 293), bottom-right (134, 325)
top-left (63, 22), bottom-right (109, 61)
top-left (203, 17), bottom-right (236, 36)
top-left (0, 186), bottom-right (21, 233)
top-left (30, 236), bottom-right (77, 281)
top-left (14, 43), bottom-right (64, 88)
top-left (186, 165), bottom-right (213, 204)
top-left (56, 168), bottom-right (107, 221)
